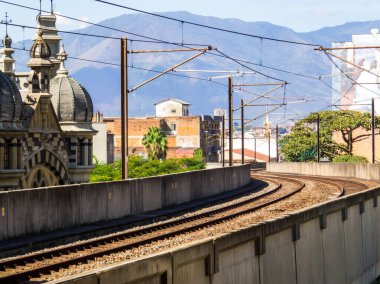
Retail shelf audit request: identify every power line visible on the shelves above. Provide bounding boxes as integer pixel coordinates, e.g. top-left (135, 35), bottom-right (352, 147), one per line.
top-left (0, 0), bottom-right (209, 48)
top-left (94, 0), bottom-right (321, 48)
top-left (215, 49), bottom-right (287, 83)
top-left (0, 1), bottom-right (326, 84)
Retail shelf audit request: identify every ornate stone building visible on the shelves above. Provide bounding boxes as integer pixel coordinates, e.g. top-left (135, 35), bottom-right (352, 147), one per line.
top-left (0, 12), bottom-right (96, 190)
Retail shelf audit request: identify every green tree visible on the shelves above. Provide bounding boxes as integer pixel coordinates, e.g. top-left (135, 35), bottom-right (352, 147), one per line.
top-left (142, 126), bottom-right (168, 160)
top-left (280, 110), bottom-right (380, 162)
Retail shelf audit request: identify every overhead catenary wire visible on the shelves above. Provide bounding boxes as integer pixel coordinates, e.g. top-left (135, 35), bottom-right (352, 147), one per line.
top-left (0, 1), bottom-right (325, 85)
top-left (1, 0), bottom-right (345, 117)
top-left (0, 0), bottom-right (210, 48)
top-left (93, 0), bottom-right (321, 47)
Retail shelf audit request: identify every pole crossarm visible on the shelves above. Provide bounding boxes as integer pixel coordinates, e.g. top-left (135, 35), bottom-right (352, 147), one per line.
top-left (173, 69), bottom-right (256, 74)
top-left (233, 85), bottom-right (284, 111)
top-left (316, 45), bottom-right (380, 51)
top-left (244, 105), bottom-right (283, 125)
top-left (127, 47), bottom-right (214, 54)
top-left (128, 49), bottom-right (208, 93)
top-left (233, 82), bottom-right (285, 87)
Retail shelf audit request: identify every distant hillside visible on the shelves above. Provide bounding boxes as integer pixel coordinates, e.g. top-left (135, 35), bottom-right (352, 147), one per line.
top-left (12, 12), bottom-right (380, 123)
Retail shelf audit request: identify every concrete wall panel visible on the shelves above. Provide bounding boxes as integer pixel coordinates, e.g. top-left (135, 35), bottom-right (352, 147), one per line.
top-left (361, 200), bottom-right (377, 273)
top-left (0, 193), bottom-right (8, 240)
top-left (142, 177), bottom-right (162, 213)
top-left (296, 218), bottom-right (324, 284)
top-left (259, 228), bottom-right (296, 284)
top-left (343, 205), bottom-right (364, 283)
top-left (98, 253), bottom-right (172, 284)
top-left (214, 239), bottom-right (259, 284)
top-left (323, 211), bottom-right (347, 284)
top-left (172, 241), bottom-right (213, 284)
top-left (106, 181), bottom-right (131, 220)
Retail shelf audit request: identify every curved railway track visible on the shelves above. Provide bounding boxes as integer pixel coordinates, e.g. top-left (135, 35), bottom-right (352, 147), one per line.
top-left (0, 175), bottom-right (304, 284)
top-left (257, 171), bottom-right (369, 195)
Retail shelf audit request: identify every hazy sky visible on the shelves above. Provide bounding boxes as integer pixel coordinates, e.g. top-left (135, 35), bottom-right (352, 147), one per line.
top-left (2, 0), bottom-right (380, 42)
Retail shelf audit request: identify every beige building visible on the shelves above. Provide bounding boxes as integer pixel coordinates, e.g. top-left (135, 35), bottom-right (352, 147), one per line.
top-left (155, 98), bottom-right (190, 117)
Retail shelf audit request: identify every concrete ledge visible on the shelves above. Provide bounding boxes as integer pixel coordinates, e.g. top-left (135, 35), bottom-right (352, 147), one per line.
top-left (0, 165), bottom-right (250, 241)
top-left (267, 162), bottom-right (380, 180)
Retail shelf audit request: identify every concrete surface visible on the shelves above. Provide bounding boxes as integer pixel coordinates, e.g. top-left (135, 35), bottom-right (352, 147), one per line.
top-left (0, 165), bottom-right (250, 241)
top-left (267, 162), bottom-right (380, 180)
top-left (49, 180), bottom-right (380, 284)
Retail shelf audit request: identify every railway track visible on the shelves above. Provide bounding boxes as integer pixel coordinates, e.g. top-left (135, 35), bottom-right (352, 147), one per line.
top-left (257, 171), bottom-right (369, 195)
top-left (0, 175), bottom-right (304, 284)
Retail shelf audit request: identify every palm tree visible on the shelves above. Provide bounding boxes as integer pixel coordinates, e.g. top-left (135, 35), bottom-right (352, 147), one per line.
top-left (142, 127), bottom-right (168, 160)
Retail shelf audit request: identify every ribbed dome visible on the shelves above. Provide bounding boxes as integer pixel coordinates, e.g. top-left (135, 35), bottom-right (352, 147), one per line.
top-left (50, 45), bottom-right (93, 122)
top-left (0, 71), bottom-right (22, 121)
top-left (50, 75), bottom-right (93, 122)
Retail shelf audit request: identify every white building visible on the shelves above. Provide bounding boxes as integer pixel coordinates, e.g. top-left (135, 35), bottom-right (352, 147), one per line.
top-left (332, 28), bottom-right (380, 114)
top-left (155, 98), bottom-right (190, 117)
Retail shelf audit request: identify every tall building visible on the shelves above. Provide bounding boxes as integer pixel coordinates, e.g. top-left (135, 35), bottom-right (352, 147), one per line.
top-left (332, 28), bottom-right (380, 114)
top-left (0, 11), bottom-right (96, 190)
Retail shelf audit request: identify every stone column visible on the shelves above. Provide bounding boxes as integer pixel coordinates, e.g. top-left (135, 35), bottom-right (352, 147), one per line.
top-left (83, 138), bottom-right (89, 166)
top-left (88, 138), bottom-right (93, 166)
top-left (17, 138), bottom-right (22, 169)
top-left (10, 138), bottom-right (18, 169)
top-left (0, 138), bottom-right (4, 170)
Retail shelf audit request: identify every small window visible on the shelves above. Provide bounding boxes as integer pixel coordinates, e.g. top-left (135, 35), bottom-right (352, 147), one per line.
top-left (171, 109), bottom-right (176, 113)
top-left (4, 140), bottom-right (9, 169)
top-left (77, 139), bottom-right (83, 165)
top-left (170, 124), bottom-right (177, 131)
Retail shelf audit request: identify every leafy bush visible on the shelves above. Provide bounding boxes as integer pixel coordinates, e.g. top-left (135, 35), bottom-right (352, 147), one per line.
top-left (90, 156), bottom-right (206, 182)
top-left (332, 155), bottom-right (368, 163)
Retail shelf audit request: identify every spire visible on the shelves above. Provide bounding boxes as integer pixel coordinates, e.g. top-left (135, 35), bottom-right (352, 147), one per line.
top-left (51, 0), bottom-right (54, 14)
top-left (0, 13), bottom-right (15, 76)
top-left (57, 44), bottom-right (68, 75)
top-left (1, 12), bottom-right (11, 37)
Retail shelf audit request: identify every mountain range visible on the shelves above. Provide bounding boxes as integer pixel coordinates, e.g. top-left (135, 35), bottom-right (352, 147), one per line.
top-left (12, 12), bottom-right (380, 124)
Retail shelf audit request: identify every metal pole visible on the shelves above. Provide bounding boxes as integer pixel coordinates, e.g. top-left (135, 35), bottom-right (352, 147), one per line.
top-left (241, 99), bottom-right (244, 165)
top-left (268, 129), bottom-right (271, 163)
top-left (254, 137), bottom-right (257, 161)
top-left (228, 76), bottom-right (233, 166)
top-left (372, 98), bottom-right (375, 163)
top-left (276, 125), bottom-right (279, 162)
top-left (222, 115), bottom-right (225, 167)
top-left (121, 38), bottom-right (128, 179)
top-left (317, 113), bottom-right (320, 163)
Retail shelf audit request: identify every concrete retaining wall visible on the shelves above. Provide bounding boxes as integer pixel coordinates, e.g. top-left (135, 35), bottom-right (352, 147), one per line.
top-left (53, 184), bottom-right (380, 284)
top-left (0, 165), bottom-right (250, 241)
top-left (267, 162), bottom-right (380, 180)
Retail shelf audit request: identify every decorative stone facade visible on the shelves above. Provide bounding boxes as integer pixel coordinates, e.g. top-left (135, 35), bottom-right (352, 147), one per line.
top-left (0, 11), bottom-right (95, 190)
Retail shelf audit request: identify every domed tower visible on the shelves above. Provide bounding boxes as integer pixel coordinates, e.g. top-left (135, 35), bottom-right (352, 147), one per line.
top-left (0, 33), bottom-right (26, 190)
top-left (28, 30), bottom-right (53, 94)
top-left (50, 45), bottom-right (96, 184)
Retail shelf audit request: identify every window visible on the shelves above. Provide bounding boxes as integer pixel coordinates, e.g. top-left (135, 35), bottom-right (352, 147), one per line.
top-left (4, 140), bottom-right (9, 169)
top-left (170, 124), bottom-right (177, 131)
top-left (171, 109), bottom-right (176, 113)
top-left (77, 139), bottom-right (83, 165)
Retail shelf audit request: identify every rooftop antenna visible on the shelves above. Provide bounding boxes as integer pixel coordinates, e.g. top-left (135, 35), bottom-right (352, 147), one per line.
top-left (1, 12), bottom-right (11, 36)
top-left (39, 0), bottom-right (42, 15)
top-left (50, 0), bottom-right (53, 14)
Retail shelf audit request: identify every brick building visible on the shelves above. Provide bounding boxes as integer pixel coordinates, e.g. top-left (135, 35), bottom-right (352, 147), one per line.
top-left (103, 114), bottom-right (222, 162)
